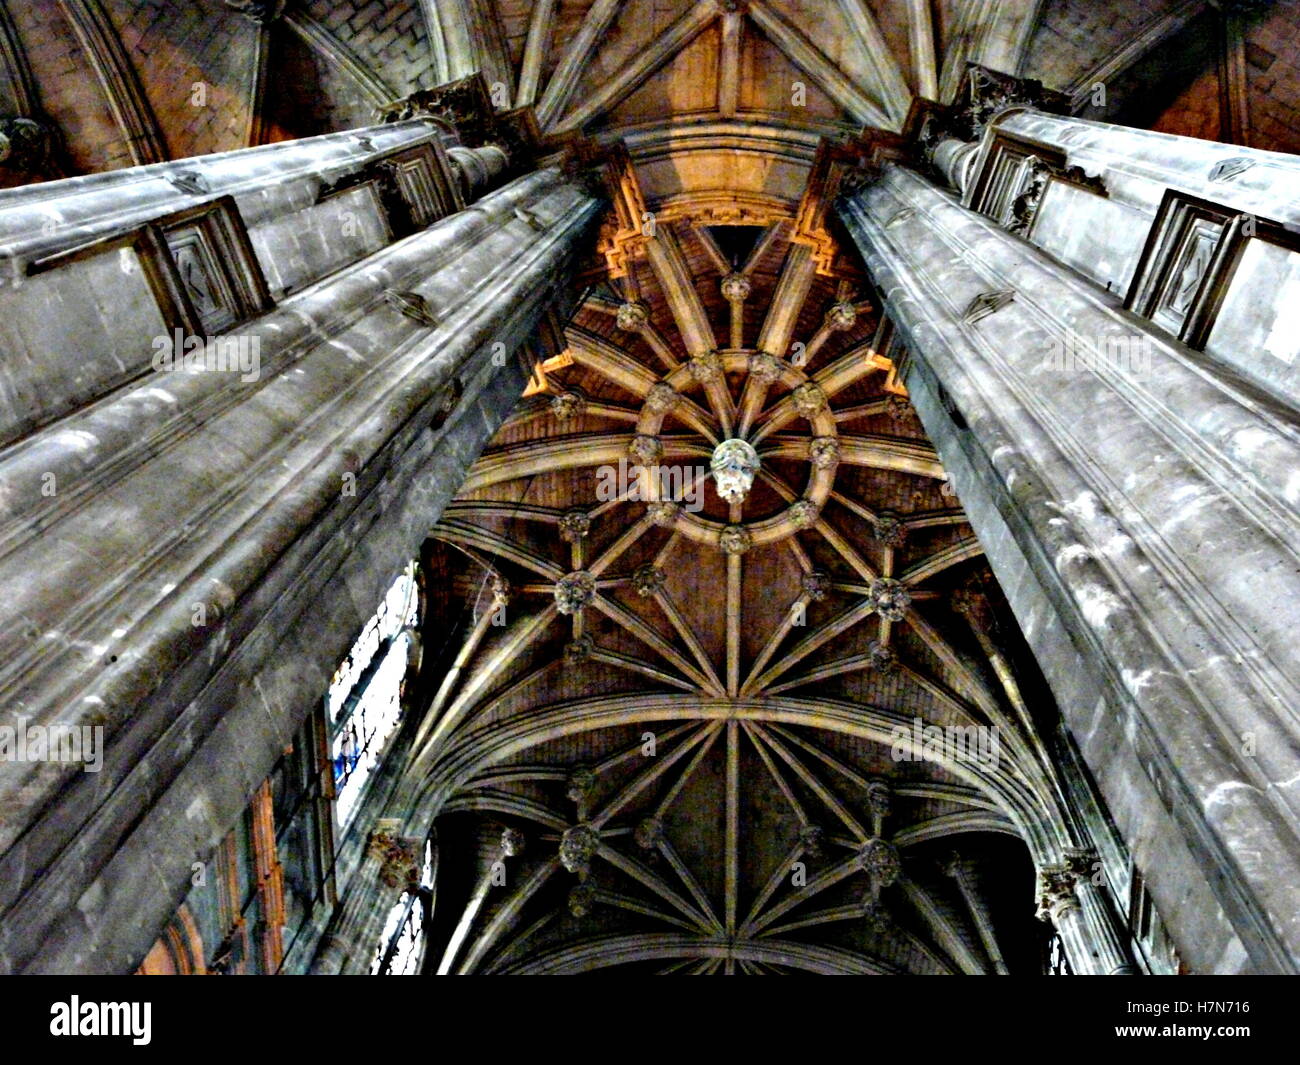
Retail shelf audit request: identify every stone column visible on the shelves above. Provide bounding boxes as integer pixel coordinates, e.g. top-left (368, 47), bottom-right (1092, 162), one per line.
top-left (312, 820), bottom-right (421, 975)
top-left (0, 158), bottom-right (603, 973)
top-left (1037, 865), bottom-right (1095, 975)
top-left (837, 162), bottom-right (1300, 974)
top-left (1064, 847), bottom-right (1139, 976)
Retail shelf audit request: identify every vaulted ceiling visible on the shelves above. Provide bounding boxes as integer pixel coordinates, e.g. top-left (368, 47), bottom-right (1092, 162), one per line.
top-left (414, 214), bottom-right (1063, 974)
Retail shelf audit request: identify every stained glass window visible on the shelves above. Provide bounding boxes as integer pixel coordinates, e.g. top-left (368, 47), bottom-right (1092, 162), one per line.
top-left (371, 840), bottom-right (434, 976)
top-left (328, 564), bottom-right (421, 827)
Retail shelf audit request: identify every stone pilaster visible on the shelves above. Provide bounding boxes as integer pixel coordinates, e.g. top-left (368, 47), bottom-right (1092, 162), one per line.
top-left (0, 154), bottom-right (604, 973)
top-left (838, 160), bottom-right (1300, 973)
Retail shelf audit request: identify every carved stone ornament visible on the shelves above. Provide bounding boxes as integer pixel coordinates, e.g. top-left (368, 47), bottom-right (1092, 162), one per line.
top-left (866, 780), bottom-right (893, 821)
top-left (559, 509), bottom-right (592, 542)
top-left (791, 382), bottom-right (828, 419)
top-left (801, 570), bottom-right (830, 601)
top-left (689, 351), bottom-right (725, 384)
top-left (568, 883), bottom-right (597, 918)
top-left (788, 499), bottom-right (820, 529)
top-left (866, 639), bottom-right (898, 674)
top-left (721, 273), bottom-right (752, 301)
top-left (862, 898), bottom-right (892, 934)
top-left (647, 501), bottom-right (681, 527)
top-left (710, 438), bottom-right (762, 504)
top-left (369, 824), bottom-right (421, 889)
top-left (554, 571), bottom-right (596, 615)
top-left (720, 524), bottom-right (753, 555)
top-left (0, 117), bottom-right (55, 173)
top-left (952, 63), bottom-right (1071, 143)
top-left (489, 573), bottom-right (511, 608)
top-left (644, 382), bottom-right (680, 414)
top-left (1037, 864), bottom-right (1082, 922)
top-left (376, 75), bottom-right (501, 152)
top-left (551, 390), bottom-right (586, 421)
top-left (884, 392), bottom-right (912, 422)
top-left (632, 564), bottom-right (667, 598)
top-left (222, 0), bottom-right (286, 23)
top-left (826, 300), bottom-right (858, 331)
top-left (809, 437), bottom-right (840, 470)
top-left (617, 301), bottom-right (650, 331)
top-left (559, 824), bottom-right (599, 877)
top-left (800, 823), bottom-right (826, 858)
top-left (1208, 156), bottom-right (1255, 182)
top-left (873, 510), bottom-right (906, 547)
top-left (858, 837), bottom-right (902, 888)
top-left (867, 577), bottom-right (911, 622)
top-left (629, 434), bottom-right (663, 465)
top-left (500, 827), bottom-right (526, 858)
top-left (962, 289), bottom-right (1015, 325)
top-left (564, 634), bottom-right (594, 664)
top-left (747, 351), bottom-right (783, 383)
top-left (566, 766), bottom-right (597, 804)
top-left (634, 817), bottom-right (665, 849)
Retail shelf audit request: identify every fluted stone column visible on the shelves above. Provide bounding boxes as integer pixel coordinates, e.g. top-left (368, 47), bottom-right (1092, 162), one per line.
top-left (838, 162), bottom-right (1300, 974)
top-left (1037, 866), bottom-right (1096, 975)
top-left (0, 151), bottom-right (603, 973)
top-left (1064, 848), bottom-right (1139, 976)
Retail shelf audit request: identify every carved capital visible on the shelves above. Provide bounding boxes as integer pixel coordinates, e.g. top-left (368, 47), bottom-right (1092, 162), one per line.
top-left (368, 822), bottom-right (421, 890)
top-left (1037, 864), bottom-right (1082, 922)
top-left (950, 63), bottom-right (1071, 143)
top-left (376, 74), bottom-right (503, 152)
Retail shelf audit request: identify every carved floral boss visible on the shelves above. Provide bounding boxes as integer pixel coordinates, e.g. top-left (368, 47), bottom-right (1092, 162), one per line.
top-left (626, 349), bottom-right (840, 555)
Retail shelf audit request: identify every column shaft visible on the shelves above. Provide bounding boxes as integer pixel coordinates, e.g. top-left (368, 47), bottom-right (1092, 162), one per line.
top-left (838, 163), bottom-right (1300, 974)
